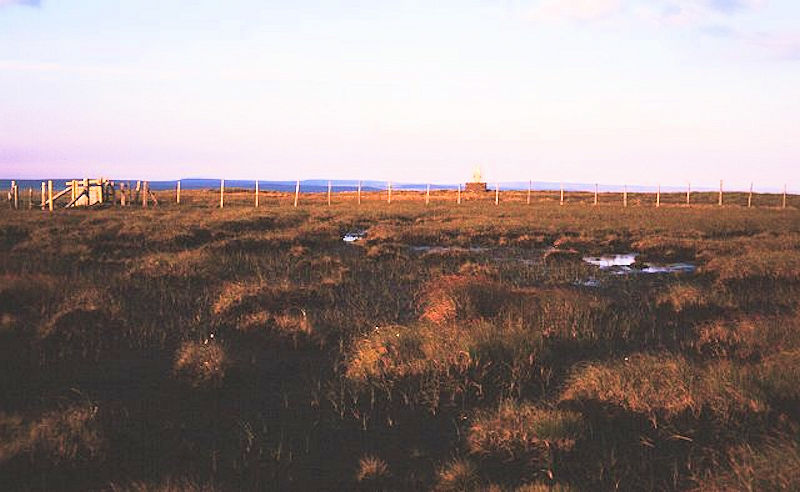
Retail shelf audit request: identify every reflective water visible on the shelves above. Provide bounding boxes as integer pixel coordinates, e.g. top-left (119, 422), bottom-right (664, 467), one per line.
top-left (342, 230), bottom-right (366, 242)
top-left (582, 253), bottom-right (696, 275)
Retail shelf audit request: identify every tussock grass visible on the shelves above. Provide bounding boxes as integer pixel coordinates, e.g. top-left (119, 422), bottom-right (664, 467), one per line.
top-left (173, 340), bottom-right (228, 388)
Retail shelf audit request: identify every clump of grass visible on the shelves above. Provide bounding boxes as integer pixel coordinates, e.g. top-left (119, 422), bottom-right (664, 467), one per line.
top-left (468, 401), bottom-right (584, 483)
top-left (356, 454), bottom-right (390, 486)
top-left (0, 401), bottom-right (104, 465)
top-left (436, 458), bottom-right (479, 491)
top-left (692, 314), bottom-right (800, 360)
top-left (560, 354), bottom-right (697, 422)
top-left (110, 476), bottom-right (217, 491)
top-left (468, 402), bottom-right (585, 459)
top-left (693, 435), bottom-right (800, 491)
top-left (173, 339), bottom-right (228, 388)
top-left (419, 273), bottom-right (507, 324)
top-left (656, 283), bottom-right (712, 314)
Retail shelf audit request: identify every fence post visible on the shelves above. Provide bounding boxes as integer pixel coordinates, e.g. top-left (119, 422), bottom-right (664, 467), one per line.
top-left (28, 187), bottom-right (32, 209)
top-left (783, 184), bottom-right (787, 209)
top-left (177, 180), bottom-right (181, 205)
top-left (327, 180), bottom-right (331, 206)
top-left (686, 182), bottom-right (691, 206)
top-left (623, 185), bottom-right (628, 208)
top-left (718, 180), bottom-right (723, 206)
top-left (495, 183), bottom-right (499, 205)
top-left (560, 183), bottom-right (564, 206)
top-left (527, 180), bottom-right (531, 205)
top-left (143, 181), bottom-right (148, 208)
top-left (255, 180), bottom-right (259, 208)
top-left (357, 181), bottom-right (362, 205)
top-left (121, 182), bottom-right (127, 207)
top-left (426, 184), bottom-right (430, 205)
top-left (748, 182), bottom-right (753, 208)
top-left (48, 180), bottom-right (53, 212)
top-left (656, 184), bottom-right (661, 208)
top-left (294, 180), bottom-right (300, 207)
top-left (387, 181), bottom-right (392, 204)
top-left (457, 184), bottom-right (461, 205)
top-left (41, 182), bottom-right (46, 210)
top-left (594, 184), bottom-right (598, 206)
top-left (219, 179), bottom-right (224, 208)
top-left (11, 181), bottom-right (17, 210)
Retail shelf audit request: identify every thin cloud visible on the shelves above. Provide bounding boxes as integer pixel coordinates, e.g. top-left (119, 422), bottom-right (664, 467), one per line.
top-left (528, 0), bottom-right (767, 24)
top-left (529, 0), bottom-right (624, 22)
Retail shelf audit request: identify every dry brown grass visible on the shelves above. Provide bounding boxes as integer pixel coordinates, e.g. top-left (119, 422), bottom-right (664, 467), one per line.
top-left (173, 340), bottom-right (228, 388)
top-left (110, 476), bottom-right (218, 491)
top-left (0, 401), bottom-right (104, 465)
top-left (356, 454), bottom-right (390, 483)
top-left (560, 354), bottom-right (697, 420)
top-left (468, 401), bottom-right (584, 462)
top-left (435, 458), bottom-right (479, 491)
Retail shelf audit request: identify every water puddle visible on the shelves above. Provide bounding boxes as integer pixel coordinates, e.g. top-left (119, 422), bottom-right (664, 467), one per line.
top-left (409, 245), bottom-right (488, 254)
top-left (582, 253), bottom-right (696, 276)
top-left (342, 230), bottom-right (366, 243)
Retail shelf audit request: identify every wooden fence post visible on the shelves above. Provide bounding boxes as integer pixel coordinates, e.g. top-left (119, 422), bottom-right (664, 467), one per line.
top-left (28, 187), bottom-right (32, 209)
top-left (41, 182), bottom-right (46, 210)
top-left (357, 181), bottom-right (362, 205)
top-left (327, 180), bottom-right (331, 206)
top-left (121, 182), bottom-right (127, 207)
top-left (11, 181), bottom-right (18, 210)
top-left (48, 180), bottom-right (53, 212)
top-left (177, 180), bottom-right (182, 205)
top-left (594, 183), bottom-right (598, 206)
top-left (656, 184), bottom-right (661, 208)
top-left (387, 181), bottom-right (392, 204)
top-left (219, 179), bottom-right (224, 208)
top-left (97, 177), bottom-right (104, 204)
top-left (748, 182), bottom-right (753, 208)
top-left (457, 184), bottom-right (461, 204)
top-left (783, 184), bottom-right (787, 209)
top-left (527, 180), bottom-right (531, 205)
top-left (495, 183), bottom-right (499, 205)
top-left (560, 183), bottom-right (564, 206)
top-left (718, 180), bottom-right (723, 206)
top-left (294, 179), bottom-right (300, 207)
top-left (426, 184), bottom-right (430, 205)
top-left (623, 185), bottom-right (628, 208)
top-left (143, 181), bottom-right (148, 208)
top-left (686, 182), bottom-right (691, 206)
top-left (254, 180), bottom-right (259, 208)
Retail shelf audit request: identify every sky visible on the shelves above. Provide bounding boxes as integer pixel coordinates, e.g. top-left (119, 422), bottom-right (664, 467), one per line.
top-left (1, 0), bottom-right (798, 189)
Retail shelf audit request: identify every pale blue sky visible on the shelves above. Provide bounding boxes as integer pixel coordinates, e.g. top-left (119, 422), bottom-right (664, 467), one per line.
top-left (1, 0), bottom-right (798, 188)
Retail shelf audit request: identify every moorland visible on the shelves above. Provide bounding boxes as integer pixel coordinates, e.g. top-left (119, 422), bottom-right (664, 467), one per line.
top-left (1, 188), bottom-right (798, 490)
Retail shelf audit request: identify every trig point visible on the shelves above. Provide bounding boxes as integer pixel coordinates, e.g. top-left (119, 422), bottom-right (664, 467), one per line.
top-left (465, 165), bottom-right (487, 192)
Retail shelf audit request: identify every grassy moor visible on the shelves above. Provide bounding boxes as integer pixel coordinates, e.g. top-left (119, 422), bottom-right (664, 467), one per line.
top-left (1, 189), bottom-right (799, 490)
